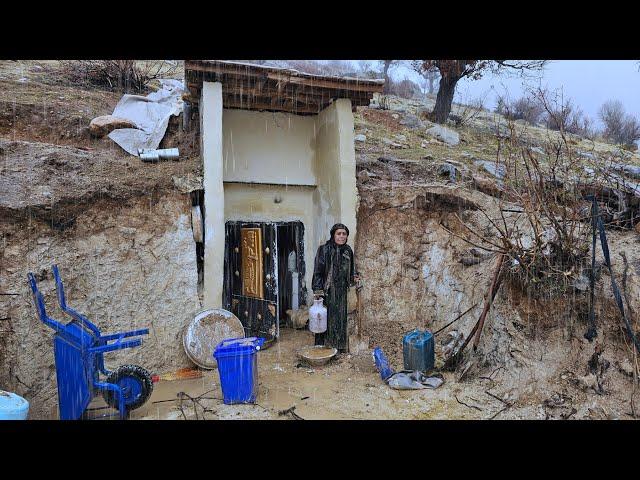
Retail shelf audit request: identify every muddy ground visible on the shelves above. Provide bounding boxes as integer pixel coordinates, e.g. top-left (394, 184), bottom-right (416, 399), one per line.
top-left (109, 325), bottom-right (640, 421)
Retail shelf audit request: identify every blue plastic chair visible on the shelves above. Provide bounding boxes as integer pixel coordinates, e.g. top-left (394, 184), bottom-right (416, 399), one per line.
top-left (27, 265), bottom-right (153, 420)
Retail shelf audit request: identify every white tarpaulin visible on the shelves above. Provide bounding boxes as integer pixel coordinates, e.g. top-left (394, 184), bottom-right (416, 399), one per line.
top-left (108, 78), bottom-right (184, 156)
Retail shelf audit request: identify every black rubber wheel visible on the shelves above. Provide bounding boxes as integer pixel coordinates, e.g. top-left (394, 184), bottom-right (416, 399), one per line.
top-left (102, 364), bottom-right (154, 412)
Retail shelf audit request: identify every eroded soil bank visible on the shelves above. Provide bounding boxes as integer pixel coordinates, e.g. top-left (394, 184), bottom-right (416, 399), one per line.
top-left (1, 192), bottom-right (200, 419)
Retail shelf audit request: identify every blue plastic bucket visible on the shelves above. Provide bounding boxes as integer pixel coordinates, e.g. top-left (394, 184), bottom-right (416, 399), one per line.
top-left (213, 337), bottom-right (265, 405)
top-left (0, 390), bottom-right (29, 420)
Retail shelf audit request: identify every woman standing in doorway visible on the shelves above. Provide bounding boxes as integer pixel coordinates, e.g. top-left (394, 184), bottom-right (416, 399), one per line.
top-left (312, 223), bottom-right (359, 353)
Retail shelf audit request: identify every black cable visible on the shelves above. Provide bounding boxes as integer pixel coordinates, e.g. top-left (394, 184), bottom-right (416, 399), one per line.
top-left (584, 195), bottom-right (640, 353)
top-left (585, 196), bottom-right (598, 341)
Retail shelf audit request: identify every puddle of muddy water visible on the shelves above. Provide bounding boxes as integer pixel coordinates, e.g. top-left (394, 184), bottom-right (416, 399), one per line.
top-left (125, 327), bottom-right (482, 420)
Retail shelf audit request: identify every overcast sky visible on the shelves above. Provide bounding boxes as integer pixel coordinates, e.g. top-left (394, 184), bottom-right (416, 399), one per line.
top-left (386, 60), bottom-right (640, 129)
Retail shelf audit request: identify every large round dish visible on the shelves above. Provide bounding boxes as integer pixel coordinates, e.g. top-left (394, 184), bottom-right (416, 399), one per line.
top-left (183, 309), bottom-right (245, 369)
top-left (297, 345), bottom-right (338, 366)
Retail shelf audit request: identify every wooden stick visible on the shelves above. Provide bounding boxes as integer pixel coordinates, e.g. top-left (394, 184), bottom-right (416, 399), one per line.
top-left (444, 318), bottom-right (482, 369)
top-left (454, 395), bottom-right (483, 411)
top-left (444, 255), bottom-right (505, 370)
top-left (473, 254), bottom-right (506, 351)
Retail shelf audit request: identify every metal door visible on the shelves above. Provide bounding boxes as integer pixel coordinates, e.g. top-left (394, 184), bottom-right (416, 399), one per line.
top-left (223, 221), bottom-right (278, 341)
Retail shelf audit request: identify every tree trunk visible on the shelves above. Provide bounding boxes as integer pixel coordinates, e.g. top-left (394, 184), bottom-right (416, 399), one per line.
top-left (383, 60), bottom-right (392, 94)
top-left (428, 76), bottom-right (435, 95)
top-left (431, 73), bottom-right (459, 124)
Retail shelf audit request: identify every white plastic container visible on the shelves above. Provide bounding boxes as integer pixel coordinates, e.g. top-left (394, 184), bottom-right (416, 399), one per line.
top-left (0, 390), bottom-right (29, 420)
top-left (291, 272), bottom-right (299, 310)
top-left (308, 298), bottom-right (327, 334)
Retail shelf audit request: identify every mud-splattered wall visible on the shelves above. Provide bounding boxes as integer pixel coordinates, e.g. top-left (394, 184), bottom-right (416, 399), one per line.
top-left (0, 192), bottom-right (200, 419)
top-left (356, 202), bottom-right (485, 365)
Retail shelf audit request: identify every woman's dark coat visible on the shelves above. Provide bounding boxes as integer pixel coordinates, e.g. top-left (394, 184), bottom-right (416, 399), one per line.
top-left (311, 226), bottom-right (355, 351)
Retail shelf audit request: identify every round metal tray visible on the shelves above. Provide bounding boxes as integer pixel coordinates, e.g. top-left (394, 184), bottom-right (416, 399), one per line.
top-left (183, 308), bottom-right (245, 369)
top-left (297, 345), bottom-right (338, 366)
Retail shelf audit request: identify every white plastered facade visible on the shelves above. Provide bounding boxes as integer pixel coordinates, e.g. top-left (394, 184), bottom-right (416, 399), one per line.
top-left (201, 81), bottom-right (357, 309)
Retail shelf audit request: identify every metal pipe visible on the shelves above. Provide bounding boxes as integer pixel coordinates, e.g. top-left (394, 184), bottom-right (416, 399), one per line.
top-left (138, 148), bottom-right (179, 162)
top-left (140, 152), bottom-right (160, 162)
top-left (158, 148), bottom-right (179, 160)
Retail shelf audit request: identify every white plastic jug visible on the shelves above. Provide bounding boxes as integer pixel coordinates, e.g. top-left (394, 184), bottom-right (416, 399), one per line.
top-left (308, 298), bottom-right (327, 333)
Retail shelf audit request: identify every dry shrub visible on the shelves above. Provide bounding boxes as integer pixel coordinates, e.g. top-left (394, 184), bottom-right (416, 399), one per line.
top-left (599, 99), bottom-right (640, 146)
top-left (497, 95), bottom-right (545, 125)
top-left (448, 105), bottom-right (595, 301)
top-left (57, 60), bottom-right (179, 93)
top-left (505, 281), bottom-right (589, 335)
top-left (537, 88), bottom-right (595, 138)
top-left (452, 96), bottom-right (487, 127)
top-left (388, 77), bottom-right (422, 100)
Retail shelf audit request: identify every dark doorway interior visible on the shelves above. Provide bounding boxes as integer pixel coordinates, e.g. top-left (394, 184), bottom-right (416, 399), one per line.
top-left (190, 190), bottom-right (205, 295)
top-left (276, 221), bottom-right (306, 325)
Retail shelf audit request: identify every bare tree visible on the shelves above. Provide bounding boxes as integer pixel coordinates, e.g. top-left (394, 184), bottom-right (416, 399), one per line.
top-left (497, 93), bottom-right (545, 124)
top-left (415, 75), bottom-right (428, 96)
top-left (425, 69), bottom-right (439, 95)
top-left (324, 60), bottom-right (356, 76)
top-left (357, 61), bottom-right (380, 79)
top-left (411, 61), bottom-right (440, 96)
top-left (599, 99), bottom-right (640, 146)
top-left (266, 60), bottom-right (356, 77)
top-left (391, 77), bottom-right (422, 99)
top-left (536, 89), bottom-right (594, 138)
top-left (412, 61), bottom-right (438, 104)
top-left (379, 60), bottom-right (400, 94)
top-left (414, 60), bottom-right (547, 124)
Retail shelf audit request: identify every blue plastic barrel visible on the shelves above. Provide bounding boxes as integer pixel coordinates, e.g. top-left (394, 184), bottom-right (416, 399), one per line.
top-left (0, 390), bottom-right (29, 420)
top-left (213, 337), bottom-right (265, 404)
top-left (402, 329), bottom-right (435, 372)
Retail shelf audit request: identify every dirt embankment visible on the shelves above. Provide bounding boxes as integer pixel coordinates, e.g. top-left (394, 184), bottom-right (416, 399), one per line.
top-left (0, 137), bottom-right (200, 229)
top-left (0, 192), bottom-right (201, 419)
top-left (353, 151), bottom-right (640, 419)
top-left (0, 61), bottom-right (202, 228)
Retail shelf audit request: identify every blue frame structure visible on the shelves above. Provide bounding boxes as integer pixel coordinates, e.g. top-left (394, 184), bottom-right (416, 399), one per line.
top-left (27, 265), bottom-right (150, 420)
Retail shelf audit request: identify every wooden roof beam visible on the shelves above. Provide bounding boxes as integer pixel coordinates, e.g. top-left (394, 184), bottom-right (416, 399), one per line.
top-left (222, 97), bottom-right (322, 114)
